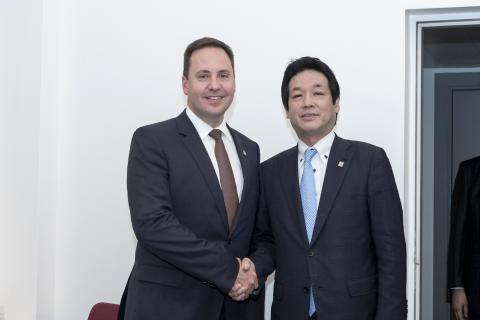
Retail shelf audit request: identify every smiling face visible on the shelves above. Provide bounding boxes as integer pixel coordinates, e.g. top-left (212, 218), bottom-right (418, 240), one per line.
top-left (182, 47), bottom-right (235, 127)
top-left (287, 69), bottom-right (339, 146)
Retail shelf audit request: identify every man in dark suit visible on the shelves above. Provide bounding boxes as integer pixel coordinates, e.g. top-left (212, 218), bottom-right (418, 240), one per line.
top-left (120, 37), bottom-right (262, 320)
top-left (448, 156), bottom-right (480, 320)
top-left (249, 57), bottom-right (407, 320)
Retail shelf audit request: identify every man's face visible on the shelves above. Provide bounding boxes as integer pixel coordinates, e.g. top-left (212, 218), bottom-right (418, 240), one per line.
top-left (287, 69), bottom-right (339, 146)
top-left (182, 47), bottom-right (235, 127)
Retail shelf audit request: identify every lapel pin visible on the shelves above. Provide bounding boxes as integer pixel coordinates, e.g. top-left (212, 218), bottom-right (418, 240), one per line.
top-left (338, 161), bottom-right (344, 167)
top-left (243, 150), bottom-right (247, 156)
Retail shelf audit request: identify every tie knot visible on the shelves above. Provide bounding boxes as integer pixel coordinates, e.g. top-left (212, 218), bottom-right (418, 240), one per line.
top-left (209, 129), bottom-right (223, 141)
top-left (304, 148), bottom-right (317, 163)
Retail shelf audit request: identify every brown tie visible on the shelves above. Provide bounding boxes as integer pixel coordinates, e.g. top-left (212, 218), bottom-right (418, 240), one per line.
top-left (209, 129), bottom-right (239, 230)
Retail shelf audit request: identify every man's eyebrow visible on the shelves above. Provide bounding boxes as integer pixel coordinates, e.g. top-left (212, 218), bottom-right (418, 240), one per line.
top-left (290, 84), bottom-right (323, 91)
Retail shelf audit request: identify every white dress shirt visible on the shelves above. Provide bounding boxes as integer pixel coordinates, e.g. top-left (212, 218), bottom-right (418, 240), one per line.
top-left (186, 107), bottom-right (244, 201)
top-left (297, 130), bottom-right (335, 205)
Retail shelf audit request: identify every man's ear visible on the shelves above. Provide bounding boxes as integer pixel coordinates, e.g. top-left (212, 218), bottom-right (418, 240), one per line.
top-left (334, 98), bottom-right (340, 113)
top-left (182, 75), bottom-right (189, 95)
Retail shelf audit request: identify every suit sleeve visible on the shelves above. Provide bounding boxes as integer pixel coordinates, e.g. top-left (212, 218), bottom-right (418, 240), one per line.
top-left (249, 166), bottom-right (276, 286)
top-left (127, 127), bottom-right (239, 294)
top-left (447, 162), bottom-right (470, 289)
top-left (367, 148), bottom-right (407, 320)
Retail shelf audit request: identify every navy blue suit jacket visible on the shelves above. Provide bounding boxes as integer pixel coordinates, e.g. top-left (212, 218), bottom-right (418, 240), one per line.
top-left (251, 136), bottom-right (406, 320)
top-left (122, 110), bottom-right (263, 320)
top-left (447, 156), bottom-right (480, 311)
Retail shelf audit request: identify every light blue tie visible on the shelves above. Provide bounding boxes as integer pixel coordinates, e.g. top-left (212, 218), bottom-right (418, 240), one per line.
top-left (300, 148), bottom-right (318, 316)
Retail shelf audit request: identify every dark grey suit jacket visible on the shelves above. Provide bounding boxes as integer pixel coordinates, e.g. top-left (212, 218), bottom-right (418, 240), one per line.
top-left (251, 135), bottom-right (407, 320)
top-left (121, 110), bottom-right (263, 320)
top-left (448, 156), bottom-right (480, 312)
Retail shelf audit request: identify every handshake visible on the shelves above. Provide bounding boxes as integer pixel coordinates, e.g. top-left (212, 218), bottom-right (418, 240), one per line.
top-left (228, 257), bottom-right (258, 301)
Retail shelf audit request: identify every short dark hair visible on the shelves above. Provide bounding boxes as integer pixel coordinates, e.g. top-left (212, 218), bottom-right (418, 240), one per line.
top-left (281, 56), bottom-right (340, 110)
top-left (183, 37), bottom-right (235, 78)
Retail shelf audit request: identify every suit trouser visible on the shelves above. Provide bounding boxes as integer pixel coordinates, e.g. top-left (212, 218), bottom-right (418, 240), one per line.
top-left (467, 286), bottom-right (480, 320)
top-left (219, 302), bottom-right (226, 320)
top-left (470, 305), bottom-right (480, 320)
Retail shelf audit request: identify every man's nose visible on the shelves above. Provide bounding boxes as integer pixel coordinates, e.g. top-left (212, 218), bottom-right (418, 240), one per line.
top-left (303, 93), bottom-right (314, 107)
top-left (208, 76), bottom-right (220, 90)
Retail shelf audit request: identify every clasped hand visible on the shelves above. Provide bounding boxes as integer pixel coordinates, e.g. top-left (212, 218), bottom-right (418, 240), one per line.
top-left (228, 257), bottom-right (258, 301)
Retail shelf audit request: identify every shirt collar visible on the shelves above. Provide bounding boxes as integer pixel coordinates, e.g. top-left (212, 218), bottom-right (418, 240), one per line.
top-left (185, 107), bottom-right (233, 142)
top-left (297, 130), bottom-right (335, 162)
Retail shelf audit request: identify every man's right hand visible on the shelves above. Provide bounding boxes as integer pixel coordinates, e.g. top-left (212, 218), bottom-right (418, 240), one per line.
top-left (452, 289), bottom-right (469, 320)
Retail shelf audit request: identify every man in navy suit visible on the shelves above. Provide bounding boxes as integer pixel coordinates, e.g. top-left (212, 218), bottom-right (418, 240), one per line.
top-left (120, 37), bottom-right (262, 320)
top-left (249, 57), bottom-right (407, 320)
top-left (448, 156), bottom-right (480, 320)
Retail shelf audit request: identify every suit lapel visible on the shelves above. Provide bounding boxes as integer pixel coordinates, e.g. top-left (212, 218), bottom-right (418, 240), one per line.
top-left (175, 110), bottom-right (229, 232)
top-left (311, 136), bottom-right (353, 244)
top-left (280, 146), bottom-right (311, 245)
top-left (228, 126), bottom-right (250, 233)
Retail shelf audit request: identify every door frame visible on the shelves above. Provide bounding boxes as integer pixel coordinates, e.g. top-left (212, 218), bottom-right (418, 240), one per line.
top-left (405, 7), bottom-right (480, 320)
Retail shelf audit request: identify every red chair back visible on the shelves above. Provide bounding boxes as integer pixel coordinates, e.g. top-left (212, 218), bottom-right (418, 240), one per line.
top-left (87, 302), bottom-right (119, 320)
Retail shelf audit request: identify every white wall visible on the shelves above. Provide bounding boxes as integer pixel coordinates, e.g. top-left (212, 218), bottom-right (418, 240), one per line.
top-left (0, 0), bottom-right (43, 319)
top-left (2, 0), bottom-right (480, 319)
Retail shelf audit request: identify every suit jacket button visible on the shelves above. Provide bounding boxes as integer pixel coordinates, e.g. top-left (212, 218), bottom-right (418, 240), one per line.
top-left (309, 251), bottom-right (314, 257)
top-left (227, 239), bottom-right (232, 245)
